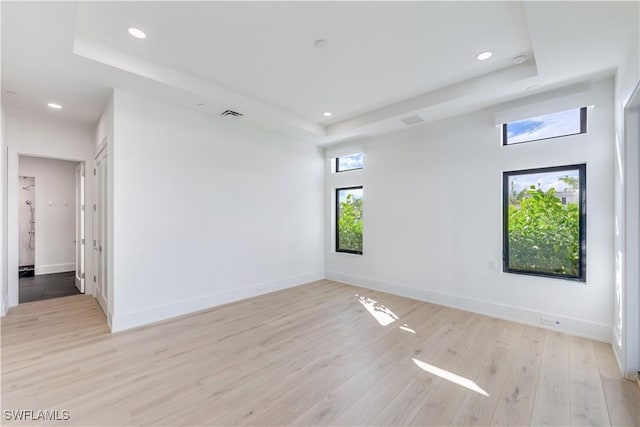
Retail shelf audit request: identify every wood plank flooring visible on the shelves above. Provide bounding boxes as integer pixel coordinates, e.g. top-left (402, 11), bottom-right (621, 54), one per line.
top-left (1, 280), bottom-right (638, 426)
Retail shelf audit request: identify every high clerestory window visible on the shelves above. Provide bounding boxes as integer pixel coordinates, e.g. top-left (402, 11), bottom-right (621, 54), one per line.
top-left (503, 107), bottom-right (587, 145)
top-left (336, 153), bottom-right (364, 172)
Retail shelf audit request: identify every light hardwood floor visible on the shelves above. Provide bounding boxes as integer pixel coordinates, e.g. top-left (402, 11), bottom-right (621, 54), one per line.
top-left (2, 280), bottom-right (638, 426)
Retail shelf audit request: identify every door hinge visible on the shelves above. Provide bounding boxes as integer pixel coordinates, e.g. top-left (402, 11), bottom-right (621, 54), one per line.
top-left (93, 275), bottom-right (96, 283)
top-left (81, 204), bottom-right (85, 212)
top-left (81, 272), bottom-right (85, 279)
top-left (94, 204), bottom-right (96, 211)
top-left (81, 238), bottom-right (85, 245)
top-left (93, 169), bottom-right (96, 176)
top-left (94, 239), bottom-right (96, 247)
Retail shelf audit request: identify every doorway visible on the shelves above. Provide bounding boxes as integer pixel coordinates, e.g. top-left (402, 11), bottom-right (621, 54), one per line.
top-left (17, 156), bottom-right (86, 303)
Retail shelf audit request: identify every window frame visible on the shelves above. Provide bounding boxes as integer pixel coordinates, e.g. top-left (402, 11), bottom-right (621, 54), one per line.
top-left (336, 153), bottom-right (364, 173)
top-left (502, 107), bottom-right (587, 146)
top-left (502, 163), bottom-right (587, 282)
top-left (335, 185), bottom-right (363, 255)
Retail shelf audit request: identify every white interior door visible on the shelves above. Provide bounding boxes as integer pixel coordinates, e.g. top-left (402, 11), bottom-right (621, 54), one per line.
top-left (75, 163), bottom-right (85, 293)
top-left (94, 151), bottom-right (108, 314)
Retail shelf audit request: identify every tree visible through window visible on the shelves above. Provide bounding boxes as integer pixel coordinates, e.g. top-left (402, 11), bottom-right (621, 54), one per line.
top-left (336, 186), bottom-right (363, 254)
top-left (503, 164), bottom-right (586, 281)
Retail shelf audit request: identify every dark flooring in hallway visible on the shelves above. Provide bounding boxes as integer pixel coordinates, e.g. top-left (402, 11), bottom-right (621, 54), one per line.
top-left (19, 271), bottom-right (81, 303)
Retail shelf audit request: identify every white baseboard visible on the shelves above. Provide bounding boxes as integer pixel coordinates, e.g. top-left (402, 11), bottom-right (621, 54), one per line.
top-left (614, 342), bottom-right (640, 380)
top-left (612, 340), bottom-right (625, 375)
top-left (35, 263), bottom-right (75, 275)
top-left (1, 298), bottom-right (7, 316)
top-left (110, 271), bottom-right (325, 332)
top-left (326, 271), bottom-right (611, 343)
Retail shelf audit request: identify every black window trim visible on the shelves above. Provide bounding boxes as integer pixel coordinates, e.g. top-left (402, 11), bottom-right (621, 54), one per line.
top-left (335, 185), bottom-right (363, 255)
top-left (336, 155), bottom-right (364, 173)
top-left (502, 107), bottom-right (588, 146)
top-left (502, 163), bottom-right (587, 282)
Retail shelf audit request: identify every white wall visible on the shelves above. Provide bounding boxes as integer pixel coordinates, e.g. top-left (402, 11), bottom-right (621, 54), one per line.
top-left (109, 90), bottom-right (325, 331)
top-left (6, 115), bottom-right (95, 306)
top-left (613, 22), bottom-right (640, 377)
top-left (18, 156), bottom-right (78, 274)
top-left (326, 78), bottom-right (615, 342)
top-left (95, 94), bottom-right (113, 151)
top-left (18, 176), bottom-right (35, 266)
top-left (1, 106), bottom-right (8, 315)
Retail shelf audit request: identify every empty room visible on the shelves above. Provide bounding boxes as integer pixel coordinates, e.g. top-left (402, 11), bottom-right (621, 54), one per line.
top-left (0, 1), bottom-right (639, 426)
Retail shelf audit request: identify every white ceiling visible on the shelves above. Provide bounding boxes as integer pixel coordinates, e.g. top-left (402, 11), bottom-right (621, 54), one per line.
top-left (1, 2), bottom-right (112, 130)
top-left (2, 1), bottom-right (638, 143)
top-left (74, 1), bottom-right (532, 123)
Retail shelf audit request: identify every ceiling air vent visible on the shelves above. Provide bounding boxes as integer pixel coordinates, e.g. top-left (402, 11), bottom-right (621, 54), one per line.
top-left (220, 109), bottom-right (243, 118)
top-left (400, 115), bottom-right (424, 126)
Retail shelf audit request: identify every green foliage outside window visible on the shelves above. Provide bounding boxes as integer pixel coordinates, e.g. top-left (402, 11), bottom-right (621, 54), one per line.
top-left (507, 182), bottom-right (580, 277)
top-left (338, 193), bottom-right (363, 253)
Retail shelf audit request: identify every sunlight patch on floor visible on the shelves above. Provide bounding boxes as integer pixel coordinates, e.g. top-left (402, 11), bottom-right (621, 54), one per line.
top-left (357, 296), bottom-right (399, 326)
top-left (412, 358), bottom-right (489, 396)
top-left (399, 324), bottom-right (416, 334)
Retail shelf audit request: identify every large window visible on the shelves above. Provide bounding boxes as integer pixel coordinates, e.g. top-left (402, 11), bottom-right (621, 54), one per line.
top-left (503, 164), bottom-right (586, 281)
top-left (336, 186), bottom-right (363, 254)
top-left (336, 153), bottom-right (364, 172)
top-left (503, 107), bottom-right (587, 145)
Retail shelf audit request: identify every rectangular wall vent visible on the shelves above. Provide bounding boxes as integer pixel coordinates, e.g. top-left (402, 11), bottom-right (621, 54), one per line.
top-left (220, 110), bottom-right (243, 118)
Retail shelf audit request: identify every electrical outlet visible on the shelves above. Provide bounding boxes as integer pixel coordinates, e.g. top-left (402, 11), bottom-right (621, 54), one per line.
top-left (540, 317), bottom-right (560, 327)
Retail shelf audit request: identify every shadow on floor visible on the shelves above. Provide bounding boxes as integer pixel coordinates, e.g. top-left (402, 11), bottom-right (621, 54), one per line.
top-left (19, 271), bottom-right (81, 303)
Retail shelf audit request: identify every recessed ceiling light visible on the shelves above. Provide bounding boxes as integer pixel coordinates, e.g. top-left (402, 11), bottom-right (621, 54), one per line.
top-left (128, 27), bottom-right (146, 39)
top-left (314, 39), bottom-right (329, 49)
top-left (476, 51), bottom-right (493, 61)
top-left (323, 112), bottom-right (332, 117)
top-left (47, 102), bottom-right (62, 109)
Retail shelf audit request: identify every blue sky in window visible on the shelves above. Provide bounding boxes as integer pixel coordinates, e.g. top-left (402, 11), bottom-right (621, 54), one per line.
top-left (506, 108), bottom-right (581, 144)
top-left (338, 153), bottom-right (364, 171)
top-left (338, 188), bottom-right (363, 203)
top-left (509, 169), bottom-right (579, 195)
